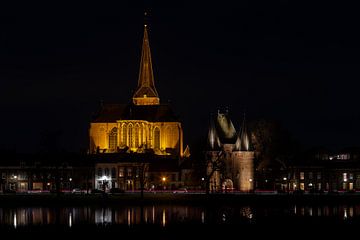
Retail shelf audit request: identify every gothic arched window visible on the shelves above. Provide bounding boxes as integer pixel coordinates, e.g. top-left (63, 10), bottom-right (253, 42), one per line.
top-left (108, 127), bottom-right (118, 151)
top-left (135, 123), bottom-right (140, 148)
top-left (154, 127), bottom-right (160, 149)
top-left (128, 124), bottom-right (133, 148)
top-left (122, 124), bottom-right (127, 146)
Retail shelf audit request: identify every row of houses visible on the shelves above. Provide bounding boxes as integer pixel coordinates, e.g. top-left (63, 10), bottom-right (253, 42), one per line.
top-left (1, 147), bottom-right (360, 193)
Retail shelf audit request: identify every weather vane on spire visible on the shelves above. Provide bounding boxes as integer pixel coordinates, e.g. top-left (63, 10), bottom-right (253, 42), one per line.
top-left (144, 11), bottom-right (150, 28)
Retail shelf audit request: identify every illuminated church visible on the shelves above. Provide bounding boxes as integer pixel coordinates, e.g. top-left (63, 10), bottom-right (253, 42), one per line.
top-left (89, 25), bottom-right (183, 157)
top-left (89, 24), bottom-right (190, 191)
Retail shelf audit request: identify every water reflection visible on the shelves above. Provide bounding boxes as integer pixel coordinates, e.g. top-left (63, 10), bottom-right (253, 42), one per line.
top-left (0, 204), bottom-right (359, 227)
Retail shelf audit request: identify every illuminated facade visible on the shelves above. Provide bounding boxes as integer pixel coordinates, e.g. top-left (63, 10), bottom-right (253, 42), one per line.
top-left (89, 25), bottom-right (188, 191)
top-left (207, 111), bottom-right (254, 192)
top-left (89, 25), bottom-right (183, 157)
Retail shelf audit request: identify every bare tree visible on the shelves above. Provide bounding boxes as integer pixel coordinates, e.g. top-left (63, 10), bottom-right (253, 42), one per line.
top-left (205, 150), bottom-right (224, 195)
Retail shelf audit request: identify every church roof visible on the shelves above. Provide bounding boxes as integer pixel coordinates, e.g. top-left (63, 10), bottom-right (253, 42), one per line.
top-left (234, 114), bottom-right (252, 151)
top-left (214, 111), bottom-right (237, 144)
top-left (92, 103), bottom-right (180, 123)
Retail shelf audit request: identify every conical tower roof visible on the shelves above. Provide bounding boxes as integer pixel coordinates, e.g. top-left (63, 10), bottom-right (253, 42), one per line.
top-left (133, 24), bottom-right (160, 105)
top-left (234, 114), bottom-right (251, 151)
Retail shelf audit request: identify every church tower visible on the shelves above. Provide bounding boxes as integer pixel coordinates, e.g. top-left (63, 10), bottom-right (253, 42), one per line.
top-left (233, 115), bottom-right (254, 192)
top-left (133, 25), bottom-right (160, 105)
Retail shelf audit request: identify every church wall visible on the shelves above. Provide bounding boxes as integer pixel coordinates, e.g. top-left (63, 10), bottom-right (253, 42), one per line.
top-left (90, 120), bottom-right (182, 156)
top-left (89, 123), bottom-right (118, 154)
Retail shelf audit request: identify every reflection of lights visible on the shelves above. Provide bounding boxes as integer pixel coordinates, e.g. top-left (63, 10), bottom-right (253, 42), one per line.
top-left (344, 208), bottom-right (347, 219)
top-left (127, 209), bottom-right (131, 226)
top-left (162, 209), bottom-right (166, 227)
top-left (13, 212), bottom-right (17, 229)
top-left (69, 212), bottom-right (72, 228)
top-left (349, 207), bottom-right (354, 218)
top-left (201, 211), bottom-right (205, 224)
top-left (152, 206), bottom-right (155, 223)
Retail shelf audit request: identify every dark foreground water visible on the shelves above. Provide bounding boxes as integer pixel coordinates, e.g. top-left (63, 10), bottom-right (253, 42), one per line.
top-left (0, 203), bottom-right (358, 238)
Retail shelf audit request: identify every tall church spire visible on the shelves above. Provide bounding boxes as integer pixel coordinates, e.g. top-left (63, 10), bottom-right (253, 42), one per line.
top-left (133, 23), bottom-right (160, 105)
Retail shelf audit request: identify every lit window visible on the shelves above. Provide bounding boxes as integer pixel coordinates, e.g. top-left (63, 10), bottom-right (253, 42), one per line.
top-left (119, 168), bottom-right (124, 177)
top-left (349, 173), bottom-right (353, 180)
top-left (300, 172), bottom-right (304, 180)
top-left (343, 173), bottom-right (347, 182)
top-left (127, 168), bottom-right (132, 177)
top-left (300, 183), bottom-right (305, 190)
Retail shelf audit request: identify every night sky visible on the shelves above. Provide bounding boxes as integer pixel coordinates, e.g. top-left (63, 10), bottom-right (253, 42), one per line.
top-left (0, 1), bottom-right (359, 153)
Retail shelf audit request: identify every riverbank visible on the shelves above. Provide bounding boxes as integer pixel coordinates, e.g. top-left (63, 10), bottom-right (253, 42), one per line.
top-left (1, 192), bottom-right (360, 206)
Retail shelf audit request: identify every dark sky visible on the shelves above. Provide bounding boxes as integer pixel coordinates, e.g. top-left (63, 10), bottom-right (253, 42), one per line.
top-left (0, 1), bottom-right (359, 153)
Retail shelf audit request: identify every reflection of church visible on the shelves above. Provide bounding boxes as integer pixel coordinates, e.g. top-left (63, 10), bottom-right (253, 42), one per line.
top-left (89, 25), bottom-right (190, 191)
top-left (207, 111), bottom-right (254, 192)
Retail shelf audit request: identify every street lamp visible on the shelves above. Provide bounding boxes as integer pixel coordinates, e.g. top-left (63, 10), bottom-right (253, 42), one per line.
top-left (69, 177), bottom-right (72, 191)
top-left (162, 177), bottom-right (166, 190)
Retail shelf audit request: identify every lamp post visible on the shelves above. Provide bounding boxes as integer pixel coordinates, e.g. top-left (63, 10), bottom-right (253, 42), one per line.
top-left (69, 177), bottom-right (72, 191)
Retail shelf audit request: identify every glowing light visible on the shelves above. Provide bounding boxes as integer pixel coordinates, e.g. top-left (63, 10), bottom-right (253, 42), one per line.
top-left (99, 176), bottom-right (109, 181)
top-left (162, 177), bottom-right (166, 182)
top-left (249, 178), bottom-right (253, 182)
top-left (69, 212), bottom-right (72, 228)
top-left (13, 212), bottom-right (17, 229)
top-left (14, 176), bottom-right (17, 179)
top-left (162, 209), bottom-right (166, 227)
top-left (308, 183), bottom-right (313, 187)
top-left (201, 177), bottom-right (205, 181)
top-left (69, 178), bottom-right (72, 182)
top-left (283, 177), bottom-right (287, 181)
